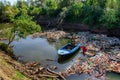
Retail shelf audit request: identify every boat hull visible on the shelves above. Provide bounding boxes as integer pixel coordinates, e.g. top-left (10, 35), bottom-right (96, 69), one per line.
top-left (58, 43), bottom-right (82, 56)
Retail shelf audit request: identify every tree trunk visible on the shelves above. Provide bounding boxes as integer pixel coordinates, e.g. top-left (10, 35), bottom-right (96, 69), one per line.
top-left (7, 34), bottom-right (15, 47)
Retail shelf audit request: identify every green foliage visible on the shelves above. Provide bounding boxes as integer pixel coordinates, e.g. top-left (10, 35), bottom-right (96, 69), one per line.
top-left (13, 15), bottom-right (41, 38)
top-left (0, 0), bottom-right (120, 29)
top-left (41, 0), bottom-right (58, 17)
top-left (1, 14), bottom-right (41, 46)
top-left (8, 6), bottom-right (19, 22)
top-left (66, 2), bottom-right (83, 22)
top-left (2, 28), bottom-right (14, 40)
top-left (0, 0), bottom-right (41, 46)
top-left (59, 0), bottom-right (73, 8)
top-left (0, 1), bottom-right (10, 22)
top-left (0, 42), bottom-right (13, 56)
top-left (15, 71), bottom-right (26, 80)
top-left (29, 6), bottom-right (42, 15)
top-left (100, 0), bottom-right (119, 29)
top-left (100, 9), bottom-right (118, 29)
top-left (80, 0), bottom-right (103, 25)
top-left (0, 1), bottom-right (19, 22)
top-left (16, 0), bottom-right (28, 16)
top-left (45, 0), bottom-right (58, 9)
top-left (0, 43), bottom-right (8, 51)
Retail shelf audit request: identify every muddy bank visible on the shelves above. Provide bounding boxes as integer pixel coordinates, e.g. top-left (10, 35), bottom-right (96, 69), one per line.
top-left (59, 23), bottom-right (120, 38)
top-left (0, 51), bottom-right (65, 80)
top-left (38, 20), bottom-right (120, 38)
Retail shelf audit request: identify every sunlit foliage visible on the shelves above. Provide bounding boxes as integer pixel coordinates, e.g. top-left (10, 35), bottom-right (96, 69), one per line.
top-left (0, 0), bottom-right (120, 29)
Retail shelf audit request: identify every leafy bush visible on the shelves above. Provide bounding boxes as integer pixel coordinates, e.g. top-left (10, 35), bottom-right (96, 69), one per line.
top-left (13, 15), bottom-right (41, 38)
top-left (0, 43), bottom-right (13, 56)
top-left (1, 0), bottom-right (120, 29)
top-left (66, 2), bottom-right (83, 22)
top-left (100, 9), bottom-right (118, 29)
top-left (99, 0), bottom-right (119, 29)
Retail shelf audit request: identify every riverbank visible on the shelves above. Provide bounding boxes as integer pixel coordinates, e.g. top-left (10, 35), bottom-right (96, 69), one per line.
top-left (0, 51), bottom-right (30, 80)
top-left (38, 20), bottom-right (120, 38)
top-left (0, 50), bottom-right (66, 80)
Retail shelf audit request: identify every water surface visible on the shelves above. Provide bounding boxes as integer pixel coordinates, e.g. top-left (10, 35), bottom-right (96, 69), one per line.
top-left (12, 36), bottom-right (120, 80)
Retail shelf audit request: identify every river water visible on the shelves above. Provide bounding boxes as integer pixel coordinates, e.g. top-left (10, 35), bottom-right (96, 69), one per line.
top-left (12, 36), bottom-right (120, 80)
top-left (12, 36), bottom-right (82, 71)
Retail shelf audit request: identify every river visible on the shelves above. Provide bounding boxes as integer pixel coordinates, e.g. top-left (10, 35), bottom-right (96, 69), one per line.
top-left (12, 36), bottom-right (120, 80)
top-left (0, 23), bottom-right (120, 80)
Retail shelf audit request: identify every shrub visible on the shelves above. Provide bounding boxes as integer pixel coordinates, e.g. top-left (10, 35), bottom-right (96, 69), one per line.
top-left (0, 42), bottom-right (14, 57)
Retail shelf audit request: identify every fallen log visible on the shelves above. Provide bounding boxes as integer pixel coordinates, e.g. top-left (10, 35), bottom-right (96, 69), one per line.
top-left (47, 68), bottom-right (66, 80)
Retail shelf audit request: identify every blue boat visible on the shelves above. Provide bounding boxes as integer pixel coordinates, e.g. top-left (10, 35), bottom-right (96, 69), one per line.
top-left (58, 43), bottom-right (82, 55)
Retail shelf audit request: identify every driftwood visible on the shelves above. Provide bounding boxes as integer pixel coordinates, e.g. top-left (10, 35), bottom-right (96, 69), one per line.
top-left (47, 68), bottom-right (66, 80)
top-left (39, 74), bottom-right (59, 78)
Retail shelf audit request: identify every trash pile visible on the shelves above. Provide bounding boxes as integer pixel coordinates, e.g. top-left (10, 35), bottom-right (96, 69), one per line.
top-left (32, 31), bottom-right (67, 41)
top-left (61, 53), bottom-right (120, 80)
top-left (66, 32), bottom-right (120, 56)
top-left (60, 32), bottom-right (120, 80)
top-left (31, 31), bottom-right (120, 80)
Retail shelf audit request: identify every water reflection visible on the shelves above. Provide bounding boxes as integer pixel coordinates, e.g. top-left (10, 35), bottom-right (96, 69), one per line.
top-left (13, 37), bottom-right (58, 62)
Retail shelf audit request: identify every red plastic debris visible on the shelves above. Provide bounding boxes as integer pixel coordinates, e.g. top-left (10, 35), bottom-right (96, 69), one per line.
top-left (80, 46), bottom-right (87, 52)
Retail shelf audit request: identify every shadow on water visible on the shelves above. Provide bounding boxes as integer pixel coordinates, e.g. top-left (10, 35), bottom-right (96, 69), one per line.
top-left (57, 50), bottom-right (80, 64)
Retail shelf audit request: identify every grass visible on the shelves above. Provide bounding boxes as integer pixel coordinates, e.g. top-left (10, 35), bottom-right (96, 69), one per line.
top-left (14, 71), bottom-right (27, 80)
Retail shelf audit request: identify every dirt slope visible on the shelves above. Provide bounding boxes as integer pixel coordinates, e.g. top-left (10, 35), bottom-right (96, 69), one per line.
top-left (0, 51), bottom-right (30, 80)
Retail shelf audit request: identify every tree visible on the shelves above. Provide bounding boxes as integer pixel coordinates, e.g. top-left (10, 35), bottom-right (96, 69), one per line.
top-left (59, 0), bottom-right (73, 8)
top-left (2, 14), bottom-right (41, 46)
top-left (0, 1), bottom-right (4, 22)
top-left (66, 2), bottom-right (83, 22)
top-left (28, 0), bottom-right (42, 16)
top-left (0, 1), bottom-right (19, 22)
top-left (100, 0), bottom-right (119, 29)
top-left (0, 1), bottom-right (10, 22)
top-left (42, 0), bottom-right (58, 17)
